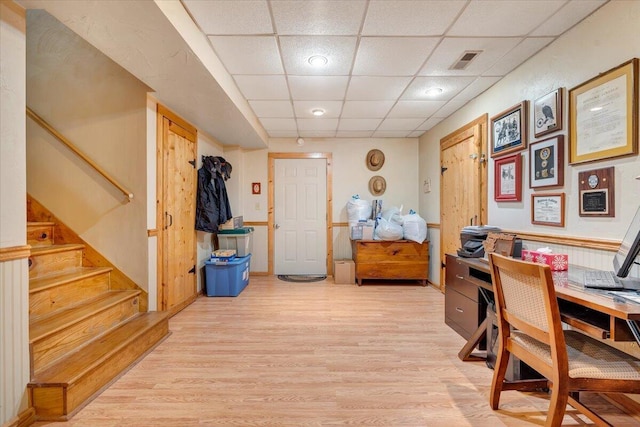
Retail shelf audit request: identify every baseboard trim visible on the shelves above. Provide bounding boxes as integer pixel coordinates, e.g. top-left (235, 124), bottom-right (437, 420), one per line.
top-left (1, 407), bottom-right (36, 427)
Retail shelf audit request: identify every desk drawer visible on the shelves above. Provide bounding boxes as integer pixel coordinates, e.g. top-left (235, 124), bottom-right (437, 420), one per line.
top-left (445, 255), bottom-right (479, 301)
top-left (445, 287), bottom-right (481, 340)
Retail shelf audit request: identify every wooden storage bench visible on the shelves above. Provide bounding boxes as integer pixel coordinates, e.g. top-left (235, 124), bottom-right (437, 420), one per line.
top-left (350, 240), bottom-right (429, 286)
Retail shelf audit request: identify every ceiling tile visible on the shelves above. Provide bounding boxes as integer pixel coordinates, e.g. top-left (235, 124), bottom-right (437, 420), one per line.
top-left (271, 0), bottom-right (366, 35)
top-left (387, 101), bottom-right (447, 118)
top-left (279, 36), bottom-right (357, 75)
top-left (377, 118), bottom-right (425, 131)
top-left (234, 75), bottom-right (289, 100)
top-left (484, 37), bottom-right (554, 76)
top-left (248, 100), bottom-right (294, 118)
top-left (297, 118), bottom-right (339, 131)
top-left (341, 101), bottom-right (395, 118)
top-left (407, 130), bottom-right (425, 138)
top-left (268, 130), bottom-right (299, 138)
top-left (293, 101), bottom-right (343, 118)
top-left (209, 36), bottom-right (283, 74)
top-left (420, 37), bottom-right (522, 77)
top-left (531, 1), bottom-right (607, 36)
top-left (448, 1), bottom-right (565, 37)
top-left (372, 130), bottom-right (411, 138)
top-left (417, 117), bottom-right (444, 131)
top-left (363, 0), bottom-right (466, 36)
top-left (183, 0), bottom-right (273, 35)
top-left (401, 76), bottom-right (476, 101)
top-left (298, 131), bottom-right (337, 137)
top-left (352, 37), bottom-right (439, 76)
top-left (345, 76), bottom-right (413, 100)
top-left (288, 76), bottom-right (349, 100)
top-left (338, 118), bottom-right (383, 131)
top-left (336, 130), bottom-right (375, 138)
top-left (259, 118), bottom-right (297, 131)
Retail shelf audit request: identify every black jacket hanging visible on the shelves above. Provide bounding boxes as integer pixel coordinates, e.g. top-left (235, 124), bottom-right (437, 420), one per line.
top-left (195, 156), bottom-right (232, 232)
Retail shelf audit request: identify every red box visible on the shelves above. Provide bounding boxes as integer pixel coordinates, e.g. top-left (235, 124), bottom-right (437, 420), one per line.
top-left (521, 250), bottom-right (568, 271)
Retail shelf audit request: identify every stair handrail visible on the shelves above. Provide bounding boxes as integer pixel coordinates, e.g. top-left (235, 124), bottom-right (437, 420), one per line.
top-left (26, 107), bottom-right (134, 202)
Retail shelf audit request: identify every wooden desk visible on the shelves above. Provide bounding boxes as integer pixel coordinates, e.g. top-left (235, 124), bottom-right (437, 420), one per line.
top-left (446, 255), bottom-right (640, 362)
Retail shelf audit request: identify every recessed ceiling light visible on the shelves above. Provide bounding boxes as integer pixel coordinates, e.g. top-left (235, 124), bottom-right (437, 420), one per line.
top-left (590, 106), bottom-right (603, 112)
top-left (425, 87), bottom-right (443, 97)
top-left (308, 55), bottom-right (328, 67)
top-left (311, 108), bottom-right (325, 117)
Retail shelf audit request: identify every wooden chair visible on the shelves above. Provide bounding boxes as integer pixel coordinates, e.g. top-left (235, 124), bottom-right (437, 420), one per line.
top-left (487, 252), bottom-right (640, 427)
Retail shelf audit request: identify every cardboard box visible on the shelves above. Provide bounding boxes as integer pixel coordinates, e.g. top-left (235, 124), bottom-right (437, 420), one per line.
top-left (334, 259), bottom-right (355, 284)
top-left (521, 250), bottom-right (568, 271)
top-left (350, 222), bottom-right (374, 240)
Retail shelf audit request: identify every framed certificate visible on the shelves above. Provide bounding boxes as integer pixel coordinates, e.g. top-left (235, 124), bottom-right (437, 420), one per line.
top-left (569, 59), bottom-right (638, 164)
top-left (531, 193), bottom-right (565, 227)
top-left (494, 153), bottom-right (522, 202)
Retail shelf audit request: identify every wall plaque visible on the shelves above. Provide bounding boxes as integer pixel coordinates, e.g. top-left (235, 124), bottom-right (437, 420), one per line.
top-left (578, 167), bottom-right (614, 217)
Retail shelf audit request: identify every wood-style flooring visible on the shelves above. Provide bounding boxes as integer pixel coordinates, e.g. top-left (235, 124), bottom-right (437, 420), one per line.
top-left (33, 277), bottom-right (640, 426)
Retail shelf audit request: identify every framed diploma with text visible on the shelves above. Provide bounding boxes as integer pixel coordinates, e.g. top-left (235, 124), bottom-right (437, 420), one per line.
top-left (578, 167), bottom-right (615, 217)
top-left (531, 193), bottom-right (565, 227)
top-left (568, 58), bottom-right (638, 164)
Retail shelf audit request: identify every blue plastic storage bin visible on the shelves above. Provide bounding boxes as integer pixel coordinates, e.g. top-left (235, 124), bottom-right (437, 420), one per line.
top-left (204, 254), bottom-right (251, 297)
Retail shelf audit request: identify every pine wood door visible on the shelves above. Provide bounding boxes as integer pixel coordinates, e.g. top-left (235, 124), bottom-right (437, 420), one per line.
top-left (158, 106), bottom-right (197, 316)
top-left (440, 116), bottom-right (488, 291)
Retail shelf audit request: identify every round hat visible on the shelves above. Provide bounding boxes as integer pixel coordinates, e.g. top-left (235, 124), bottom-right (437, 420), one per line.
top-left (368, 175), bottom-right (386, 196)
top-left (366, 149), bottom-right (385, 171)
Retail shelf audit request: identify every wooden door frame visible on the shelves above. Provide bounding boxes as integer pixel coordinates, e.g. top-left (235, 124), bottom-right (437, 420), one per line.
top-left (267, 152), bottom-right (333, 276)
top-left (156, 104), bottom-right (197, 313)
top-left (439, 115), bottom-right (488, 290)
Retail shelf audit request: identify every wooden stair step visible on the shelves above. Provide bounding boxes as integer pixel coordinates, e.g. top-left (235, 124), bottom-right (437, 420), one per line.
top-left (30, 267), bottom-right (113, 318)
top-left (27, 221), bottom-right (56, 247)
top-left (29, 244), bottom-right (85, 279)
top-left (29, 311), bottom-right (170, 420)
top-left (30, 290), bottom-right (141, 375)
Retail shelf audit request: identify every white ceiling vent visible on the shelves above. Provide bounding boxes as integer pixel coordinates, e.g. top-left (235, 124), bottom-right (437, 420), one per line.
top-left (450, 51), bottom-right (482, 70)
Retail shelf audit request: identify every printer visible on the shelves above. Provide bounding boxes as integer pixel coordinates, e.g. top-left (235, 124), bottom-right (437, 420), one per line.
top-left (457, 225), bottom-right (522, 258)
top-left (457, 225), bottom-right (502, 258)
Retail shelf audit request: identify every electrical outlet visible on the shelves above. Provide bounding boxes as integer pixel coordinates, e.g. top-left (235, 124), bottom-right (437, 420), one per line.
top-left (423, 178), bottom-right (431, 193)
top-left (254, 202), bottom-right (260, 211)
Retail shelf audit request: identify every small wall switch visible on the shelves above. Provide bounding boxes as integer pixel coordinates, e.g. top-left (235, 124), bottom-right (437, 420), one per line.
top-left (423, 178), bottom-right (431, 193)
top-left (254, 202), bottom-right (260, 211)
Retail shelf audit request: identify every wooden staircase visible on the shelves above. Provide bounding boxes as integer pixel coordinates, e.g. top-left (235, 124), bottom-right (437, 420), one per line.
top-left (27, 221), bottom-right (170, 421)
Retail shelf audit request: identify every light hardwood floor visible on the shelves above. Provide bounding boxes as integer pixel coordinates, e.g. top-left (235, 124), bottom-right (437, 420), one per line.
top-left (34, 277), bottom-right (639, 426)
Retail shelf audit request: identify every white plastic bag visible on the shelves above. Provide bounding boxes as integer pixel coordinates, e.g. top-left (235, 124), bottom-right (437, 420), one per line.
top-left (374, 217), bottom-right (404, 241)
top-left (402, 212), bottom-right (427, 243)
top-left (347, 196), bottom-right (371, 222)
top-left (380, 206), bottom-right (403, 224)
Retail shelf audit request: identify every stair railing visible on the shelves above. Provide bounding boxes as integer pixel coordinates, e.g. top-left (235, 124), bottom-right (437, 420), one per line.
top-left (26, 107), bottom-right (134, 202)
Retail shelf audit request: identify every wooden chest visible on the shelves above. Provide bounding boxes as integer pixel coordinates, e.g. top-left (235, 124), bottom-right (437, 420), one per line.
top-left (350, 240), bottom-right (429, 285)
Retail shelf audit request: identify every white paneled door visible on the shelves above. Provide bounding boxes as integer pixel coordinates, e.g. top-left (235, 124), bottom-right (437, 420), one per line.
top-left (274, 158), bottom-right (327, 275)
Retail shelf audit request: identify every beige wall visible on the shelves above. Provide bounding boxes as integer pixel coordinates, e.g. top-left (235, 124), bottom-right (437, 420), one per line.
top-left (419, 1), bottom-right (640, 285)
top-left (238, 137), bottom-right (420, 271)
top-left (0, 1), bottom-right (30, 425)
top-left (25, 10), bottom-right (151, 288)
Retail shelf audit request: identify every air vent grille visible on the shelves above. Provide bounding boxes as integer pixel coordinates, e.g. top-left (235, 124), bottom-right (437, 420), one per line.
top-left (450, 50), bottom-right (482, 70)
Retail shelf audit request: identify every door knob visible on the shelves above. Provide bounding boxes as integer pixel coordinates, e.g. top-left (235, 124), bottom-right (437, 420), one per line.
top-left (274, 223), bottom-right (280, 229)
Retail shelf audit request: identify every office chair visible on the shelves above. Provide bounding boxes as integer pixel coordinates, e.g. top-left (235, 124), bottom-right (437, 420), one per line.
top-left (487, 253), bottom-right (640, 427)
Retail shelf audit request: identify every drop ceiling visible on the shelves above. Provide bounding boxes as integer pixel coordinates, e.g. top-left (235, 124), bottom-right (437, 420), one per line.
top-left (182, 0), bottom-right (608, 139)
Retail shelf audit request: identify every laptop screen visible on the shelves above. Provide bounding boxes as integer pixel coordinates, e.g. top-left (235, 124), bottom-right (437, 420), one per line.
top-left (613, 204), bottom-right (640, 278)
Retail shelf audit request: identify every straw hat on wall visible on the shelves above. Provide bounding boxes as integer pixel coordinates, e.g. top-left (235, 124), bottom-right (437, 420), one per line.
top-left (369, 175), bottom-right (386, 196)
top-left (366, 149), bottom-right (385, 171)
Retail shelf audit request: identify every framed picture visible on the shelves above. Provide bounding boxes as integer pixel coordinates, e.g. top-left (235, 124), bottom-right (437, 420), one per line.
top-left (491, 101), bottom-right (528, 158)
top-left (529, 135), bottom-right (564, 189)
top-left (494, 153), bottom-right (522, 202)
top-left (569, 58), bottom-right (638, 164)
top-left (531, 193), bottom-right (565, 227)
top-left (534, 88), bottom-right (563, 138)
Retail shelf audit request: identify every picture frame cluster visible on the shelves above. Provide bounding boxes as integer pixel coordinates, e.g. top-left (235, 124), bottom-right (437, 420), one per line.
top-left (490, 58), bottom-right (639, 227)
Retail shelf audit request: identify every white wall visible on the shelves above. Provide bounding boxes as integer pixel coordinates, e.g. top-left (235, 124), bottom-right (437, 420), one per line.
top-left (419, 1), bottom-right (640, 285)
top-left (25, 10), bottom-right (151, 288)
top-left (0, 1), bottom-right (30, 424)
